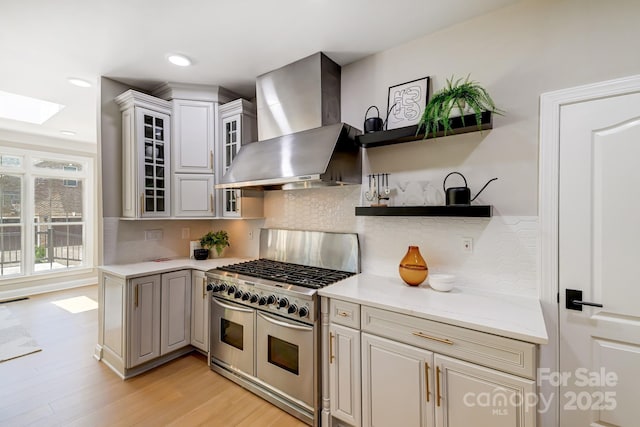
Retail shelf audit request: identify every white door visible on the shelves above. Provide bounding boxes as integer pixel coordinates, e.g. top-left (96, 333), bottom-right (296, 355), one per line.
top-left (559, 91), bottom-right (640, 426)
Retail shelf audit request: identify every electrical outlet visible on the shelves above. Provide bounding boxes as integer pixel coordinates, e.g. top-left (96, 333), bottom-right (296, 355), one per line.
top-left (145, 229), bottom-right (163, 241)
top-left (462, 237), bottom-right (473, 253)
top-left (248, 230), bottom-right (254, 240)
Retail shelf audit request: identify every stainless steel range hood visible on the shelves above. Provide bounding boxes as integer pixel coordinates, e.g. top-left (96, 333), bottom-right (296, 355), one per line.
top-left (217, 52), bottom-right (362, 190)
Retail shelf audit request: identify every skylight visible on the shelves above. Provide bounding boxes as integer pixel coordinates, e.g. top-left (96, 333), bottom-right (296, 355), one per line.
top-left (0, 90), bottom-right (65, 124)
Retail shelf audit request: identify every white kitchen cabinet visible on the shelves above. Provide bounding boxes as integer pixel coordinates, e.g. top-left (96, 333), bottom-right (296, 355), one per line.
top-left (115, 90), bottom-right (172, 218)
top-left (361, 333), bottom-right (434, 427)
top-left (190, 269), bottom-right (209, 352)
top-left (98, 269), bottom-right (195, 378)
top-left (434, 354), bottom-right (535, 427)
top-left (128, 274), bottom-right (161, 367)
top-left (173, 173), bottom-right (214, 217)
top-left (160, 270), bottom-right (191, 355)
top-left (172, 99), bottom-right (214, 173)
top-left (322, 299), bottom-right (539, 427)
top-left (218, 99), bottom-right (263, 218)
top-left (329, 323), bottom-right (361, 426)
top-left (170, 99), bottom-right (216, 217)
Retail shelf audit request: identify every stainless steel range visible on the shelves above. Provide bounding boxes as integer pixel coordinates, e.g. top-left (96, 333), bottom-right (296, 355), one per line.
top-left (206, 229), bottom-right (359, 426)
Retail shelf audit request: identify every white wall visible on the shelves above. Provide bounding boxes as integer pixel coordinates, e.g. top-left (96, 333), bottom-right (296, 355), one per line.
top-left (264, 0), bottom-right (640, 298)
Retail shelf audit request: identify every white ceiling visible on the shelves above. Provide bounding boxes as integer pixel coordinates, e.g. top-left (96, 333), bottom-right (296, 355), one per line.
top-left (0, 0), bottom-right (518, 144)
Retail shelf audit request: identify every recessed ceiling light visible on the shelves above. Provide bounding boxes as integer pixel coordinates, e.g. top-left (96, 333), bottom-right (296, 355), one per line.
top-left (167, 54), bottom-right (192, 67)
top-left (67, 78), bottom-right (92, 88)
top-left (60, 130), bottom-right (76, 136)
top-left (0, 90), bottom-right (65, 124)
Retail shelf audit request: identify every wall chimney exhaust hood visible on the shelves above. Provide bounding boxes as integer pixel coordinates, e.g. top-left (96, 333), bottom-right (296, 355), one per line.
top-left (216, 52), bottom-right (362, 191)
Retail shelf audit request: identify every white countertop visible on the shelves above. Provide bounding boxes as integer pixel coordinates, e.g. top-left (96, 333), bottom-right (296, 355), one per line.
top-left (318, 274), bottom-right (548, 345)
top-left (99, 257), bottom-right (249, 279)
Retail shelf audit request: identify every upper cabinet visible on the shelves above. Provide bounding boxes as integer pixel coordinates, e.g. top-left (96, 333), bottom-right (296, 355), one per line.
top-left (152, 83), bottom-right (238, 218)
top-left (172, 99), bottom-right (215, 173)
top-left (218, 99), bottom-right (263, 219)
top-left (115, 90), bottom-right (172, 219)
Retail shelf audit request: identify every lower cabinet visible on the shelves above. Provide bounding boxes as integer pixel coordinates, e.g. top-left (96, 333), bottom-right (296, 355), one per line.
top-left (361, 333), bottom-right (434, 426)
top-left (329, 323), bottom-right (361, 426)
top-left (100, 269), bottom-right (194, 377)
top-left (160, 270), bottom-right (191, 354)
top-left (128, 274), bottom-right (162, 367)
top-left (324, 298), bottom-right (538, 427)
top-left (190, 269), bottom-right (209, 352)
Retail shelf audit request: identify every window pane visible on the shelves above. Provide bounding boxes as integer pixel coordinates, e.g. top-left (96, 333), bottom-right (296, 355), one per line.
top-left (32, 159), bottom-right (83, 172)
top-left (0, 174), bottom-right (21, 218)
top-left (0, 155), bottom-right (23, 168)
top-left (0, 174), bottom-right (22, 276)
top-left (34, 177), bottom-right (84, 219)
top-left (34, 223), bottom-right (84, 271)
top-left (0, 225), bottom-right (21, 276)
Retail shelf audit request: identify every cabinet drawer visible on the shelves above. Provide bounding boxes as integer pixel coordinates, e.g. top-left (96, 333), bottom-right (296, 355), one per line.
top-left (361, 306), bottom-right (536, 379)
top-left (330, 300), bottom-right (360, 328)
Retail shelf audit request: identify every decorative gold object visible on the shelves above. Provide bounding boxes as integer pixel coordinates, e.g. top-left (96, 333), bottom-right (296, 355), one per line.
top-left (398, 246), bottom-right (428, 286)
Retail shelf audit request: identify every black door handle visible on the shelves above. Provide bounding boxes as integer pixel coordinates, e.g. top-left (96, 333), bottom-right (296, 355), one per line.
top-left (566, 289), bottom-right (603, 311)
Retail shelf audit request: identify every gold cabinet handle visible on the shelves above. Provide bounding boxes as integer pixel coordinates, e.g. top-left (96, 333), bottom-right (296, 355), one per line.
top-left (425, 362), bottom-right (431, 403)
top-left (135, 285), bottom-right (139, 308)
top-left (412, 331), bottom-right (454, 345)
top-left (140, 193), bottom-right (144, 215)
top-left (337, 311), bottom-right (350, 317)
top-left (436, 366), bottom-right (442, 407)
top-left (329, 332), bottom-right (335, 364)
top-left (210, 193), bottom-right (214, 213)
top-left (210, 150), bottom-right (214, 171)
top-left (202, 277), bottom-right (206, 299)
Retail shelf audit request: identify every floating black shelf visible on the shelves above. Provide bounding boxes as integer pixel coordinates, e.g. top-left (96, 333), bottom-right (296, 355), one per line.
top-left (355, 205), bottom-right (493, 217)
top-left (356, 111), bottom-right (493, 148)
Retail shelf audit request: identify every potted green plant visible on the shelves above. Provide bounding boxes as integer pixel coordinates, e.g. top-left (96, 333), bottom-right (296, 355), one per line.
top-left (199, 230), bottom-right (230, 257)
top-left (417, 75), bottom-right (503, 138)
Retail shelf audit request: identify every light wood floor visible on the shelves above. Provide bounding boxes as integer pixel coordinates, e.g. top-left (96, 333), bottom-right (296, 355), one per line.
top-left (0, 285), bottom-right (307, 426)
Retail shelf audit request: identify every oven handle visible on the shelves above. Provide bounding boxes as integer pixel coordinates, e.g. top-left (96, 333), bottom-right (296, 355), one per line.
top-left (258, 312), bottom-right (313, 332)
top-left (212, 298), bottom-right (255, 313)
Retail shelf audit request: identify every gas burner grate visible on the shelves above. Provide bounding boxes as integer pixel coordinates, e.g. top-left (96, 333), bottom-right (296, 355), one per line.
top-left (216, 259), bottom-right (354, 289)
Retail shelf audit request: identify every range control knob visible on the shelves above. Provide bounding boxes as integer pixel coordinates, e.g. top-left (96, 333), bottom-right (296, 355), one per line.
top-left (218, 284), bottom-right (227, 292)
top-left (227, 285), bottom-right (236, 295)
top-left (211, 284), bottom-right (219, 292)
top-left (250, 294), bottom-right (259, 303)
top-left (267, 295), bottom-right (277, 305)
top-left (258, 296), bottom-right (267, 306)
top-left (298, 306), bottom-right (309, 318)
top-left (278, 298), bottom-right (289, 309)
top-left (234, 290), bottom-right (243, 299)
top-left (287, 304), bottom-right (298, 314)
top-left (206, 283), bottom-right (214, 292)
top-left (241, 292), bottom-right (251, 301)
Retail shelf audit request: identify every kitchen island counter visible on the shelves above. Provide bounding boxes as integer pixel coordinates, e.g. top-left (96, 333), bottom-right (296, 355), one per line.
top-left (319, 273), bottom-right (548, 344)
top-left (99, 257), bottom-right (248, 280)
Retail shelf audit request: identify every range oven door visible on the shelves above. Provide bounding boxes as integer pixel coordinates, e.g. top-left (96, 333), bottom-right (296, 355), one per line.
top-left (210, 297), bottom-right (255, 376)
top-left (256, 312), bottom-right (315, 407)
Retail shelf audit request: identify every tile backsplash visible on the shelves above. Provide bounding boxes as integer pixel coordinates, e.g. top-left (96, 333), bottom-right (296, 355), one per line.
top-left (264, 186), bottom-right (538, 297)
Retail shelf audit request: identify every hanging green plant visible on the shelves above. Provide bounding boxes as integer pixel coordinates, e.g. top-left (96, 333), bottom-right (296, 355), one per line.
top-left (416, 75), bottom-right (504, 138)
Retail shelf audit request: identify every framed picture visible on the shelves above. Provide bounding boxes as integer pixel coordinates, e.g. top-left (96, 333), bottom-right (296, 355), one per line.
top-left (386, 77), bottom-right (430, 130)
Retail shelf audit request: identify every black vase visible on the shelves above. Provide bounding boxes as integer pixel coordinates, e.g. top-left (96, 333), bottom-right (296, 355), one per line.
top-left (193, 249), bottom-right (209, 260)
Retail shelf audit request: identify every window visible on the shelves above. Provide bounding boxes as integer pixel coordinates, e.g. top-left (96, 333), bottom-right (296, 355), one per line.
top-left (0, 149), bottom-right (91, 279)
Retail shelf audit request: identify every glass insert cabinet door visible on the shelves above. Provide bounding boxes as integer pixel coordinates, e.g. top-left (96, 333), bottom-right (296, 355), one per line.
top-left (222, 114), bottom-right (241, 217)
top-left (136, 107), bottom-right (171, 217)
